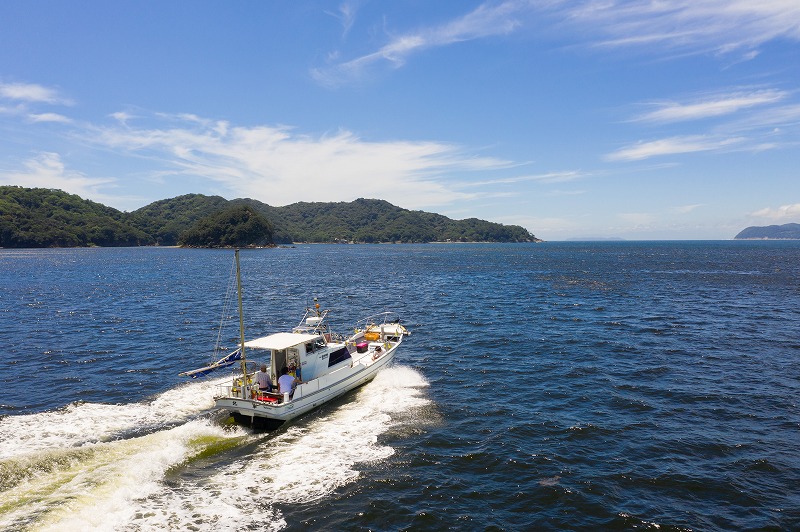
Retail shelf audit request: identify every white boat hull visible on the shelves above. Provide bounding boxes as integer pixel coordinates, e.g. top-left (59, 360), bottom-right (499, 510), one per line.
top-left (214, 339), bottom-right (399, 428)
top-left (183, 253), bottom-right (409, 430)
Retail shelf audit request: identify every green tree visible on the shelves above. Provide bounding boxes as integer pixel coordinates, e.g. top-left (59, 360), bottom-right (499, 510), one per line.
top-left (178, 205), bottom-right (274, 248)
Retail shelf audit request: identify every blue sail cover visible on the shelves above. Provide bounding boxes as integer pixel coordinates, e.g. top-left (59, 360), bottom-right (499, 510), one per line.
top-left (179, 349), bottom-right (242, 379)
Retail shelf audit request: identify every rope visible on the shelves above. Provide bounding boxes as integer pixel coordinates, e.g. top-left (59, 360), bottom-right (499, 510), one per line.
top-left (212, 256), bottom-right (239, 361)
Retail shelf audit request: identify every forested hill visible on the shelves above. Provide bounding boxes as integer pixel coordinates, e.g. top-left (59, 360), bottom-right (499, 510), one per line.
top-left (0, 186), bottom-right (154, 247)
top-left (0, 187), bottom-right (541, 247)
top-left (734, 223), bottom-right (800, 240)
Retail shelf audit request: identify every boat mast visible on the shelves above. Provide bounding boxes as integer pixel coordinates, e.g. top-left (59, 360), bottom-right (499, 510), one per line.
top-left (235, 249), bottom-right (249, 390)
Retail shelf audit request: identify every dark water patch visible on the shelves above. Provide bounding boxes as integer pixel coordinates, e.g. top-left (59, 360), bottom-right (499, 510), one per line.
top-left (630, 365), bottom-right (671, 377)
top-left (735, 455), bottom-right (785, 473)
top-left (609, 394), bottom-right (656, 413)
top-left (563, 422), bottom-right (619, 441)
top-left (565, 365), bottom-right (601, 378)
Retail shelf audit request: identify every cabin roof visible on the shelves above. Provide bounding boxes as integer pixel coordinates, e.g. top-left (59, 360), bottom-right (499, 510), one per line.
top-left (244, 332), bottom-right (319, 350)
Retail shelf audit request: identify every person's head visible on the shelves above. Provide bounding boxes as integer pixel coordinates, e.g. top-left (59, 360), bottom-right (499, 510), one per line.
top-left (260, 364), bottom-right (267, 372)
top-left (281, 366), bottom-right (289, 376)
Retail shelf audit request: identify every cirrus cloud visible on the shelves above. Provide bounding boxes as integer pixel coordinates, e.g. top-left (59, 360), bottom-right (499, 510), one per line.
top-left (562, 0), bottom-right (800, 57)
top-left (605, 135), bottom-right (745, 161)
top-left (313, 1), bottom-right (800, 86)
top-left (312, 0), bottom-right (527, 86)
top-left (632, 89), bottom-right (788, 123)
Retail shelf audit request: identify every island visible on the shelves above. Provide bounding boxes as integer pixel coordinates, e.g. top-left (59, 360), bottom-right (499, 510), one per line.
top-left (734, 223), bottom-right (800, 240)
top-left (0, 186), bottom-right (542, 248)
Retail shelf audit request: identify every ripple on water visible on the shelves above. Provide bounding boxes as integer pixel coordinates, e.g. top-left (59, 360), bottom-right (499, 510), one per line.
top-left (3, 244), bottom-right (800, 530)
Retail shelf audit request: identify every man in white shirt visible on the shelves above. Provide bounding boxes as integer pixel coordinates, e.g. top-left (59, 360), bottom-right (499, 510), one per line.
top-left (278, 366), bottom-right (299, 396)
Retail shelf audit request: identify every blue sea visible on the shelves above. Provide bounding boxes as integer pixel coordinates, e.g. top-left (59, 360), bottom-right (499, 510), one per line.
top-left (1, 242), bottom-right (799, 531)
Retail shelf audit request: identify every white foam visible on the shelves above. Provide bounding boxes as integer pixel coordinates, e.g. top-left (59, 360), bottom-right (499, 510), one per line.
top-left (230, 364), bottom-right (430, 504)
top-left (0, 419), bottom-right (247, 531)
top-left (0, 366), bottom-right (430, 530)
top-left (0, 377), bottom-right (227, 460)
top-left (127, 365), bottom-right (431, 530)
top-left (126, 367), bottom-right (429, 530)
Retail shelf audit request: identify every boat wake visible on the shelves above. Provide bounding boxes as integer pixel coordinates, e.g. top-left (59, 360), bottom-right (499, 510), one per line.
top-left (0, 378), bottom-right (225, 461)
top-left (0, 366), bottom-right (429, 531)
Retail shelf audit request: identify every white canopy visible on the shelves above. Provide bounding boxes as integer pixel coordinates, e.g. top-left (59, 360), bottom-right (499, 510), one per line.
top-left (244, 332), bottom-right (319, 351)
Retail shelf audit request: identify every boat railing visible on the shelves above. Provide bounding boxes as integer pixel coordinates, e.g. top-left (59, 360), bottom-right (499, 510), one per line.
top-left (353, 311), bottom-right (402, 330)
top-left (217, 383), bottom-right (251, 399)
top-left (293, 307), bottom-right (331, 333)
top-left (292, 307), bottom-right (352, 344)
top-left (216, 382), bottom-right (287, 402)
top-left (214, 366), bottom-right (259, 398)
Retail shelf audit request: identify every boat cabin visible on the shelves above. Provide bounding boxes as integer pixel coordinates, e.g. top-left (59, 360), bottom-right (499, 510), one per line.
top-left (243, 331), bottom-right (352, 388)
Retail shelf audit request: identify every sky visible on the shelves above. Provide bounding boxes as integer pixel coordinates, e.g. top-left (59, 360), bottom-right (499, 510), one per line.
top-left (1, 1), bottom-right (799, 240)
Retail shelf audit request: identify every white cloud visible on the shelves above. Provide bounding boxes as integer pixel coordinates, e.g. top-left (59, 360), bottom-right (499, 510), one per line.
top-left (0, 82), bottom-right (71, 105)
top-left (0, 152), bottom-right (116, 202)
top-left (0, 104), bottom-right (25, 115)
top-left (750, 203), bottom-right (800, 222)
top-left (314, 1), bottom-right (800, 86)
top-left (89, 114), bottom-right (514, 209)
top-left (28, 112), bottom-right (72, 124)
top-left (725, 103), bottom-right (800, 132)
top-left (606, 135), bottom-right (745, 161)
top-left (110, 111), bottom-right (135, 124)
top-left (545, 189), bottom-right (586, 197)
top-left (465, 170), bottom-right (586, 187)
top-left (562, 0), bottom-right (800, 57)
top-left (326, 2), bottom-right (359, 38)
top-left (633, 89), bottom-right (788, 123)
top-left (313, 0), bottom-right (528, 85)
top-left (618, 87), bottom-right (800, 161)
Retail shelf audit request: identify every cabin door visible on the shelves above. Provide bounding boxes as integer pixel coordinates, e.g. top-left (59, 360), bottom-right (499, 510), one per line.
top-left (271, 349), bottom-right (287, 380)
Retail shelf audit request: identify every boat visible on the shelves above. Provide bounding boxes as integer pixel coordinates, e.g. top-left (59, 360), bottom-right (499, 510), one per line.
top-left (183, 249), bottom-right (409, 429)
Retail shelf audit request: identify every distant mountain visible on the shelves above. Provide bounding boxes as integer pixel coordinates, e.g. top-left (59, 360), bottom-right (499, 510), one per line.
top-left (0, 186), bottom-right (541, 247)
top-left (734, 223), bottom-right (800, 240)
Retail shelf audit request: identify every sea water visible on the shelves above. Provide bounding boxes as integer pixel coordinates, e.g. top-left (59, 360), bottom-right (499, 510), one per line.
top-left (0, 242), bottom-right (798, 530)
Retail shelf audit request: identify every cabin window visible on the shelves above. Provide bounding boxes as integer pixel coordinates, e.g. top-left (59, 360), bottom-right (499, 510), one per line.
top-left (328, 346), bottom-right (351, 367)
